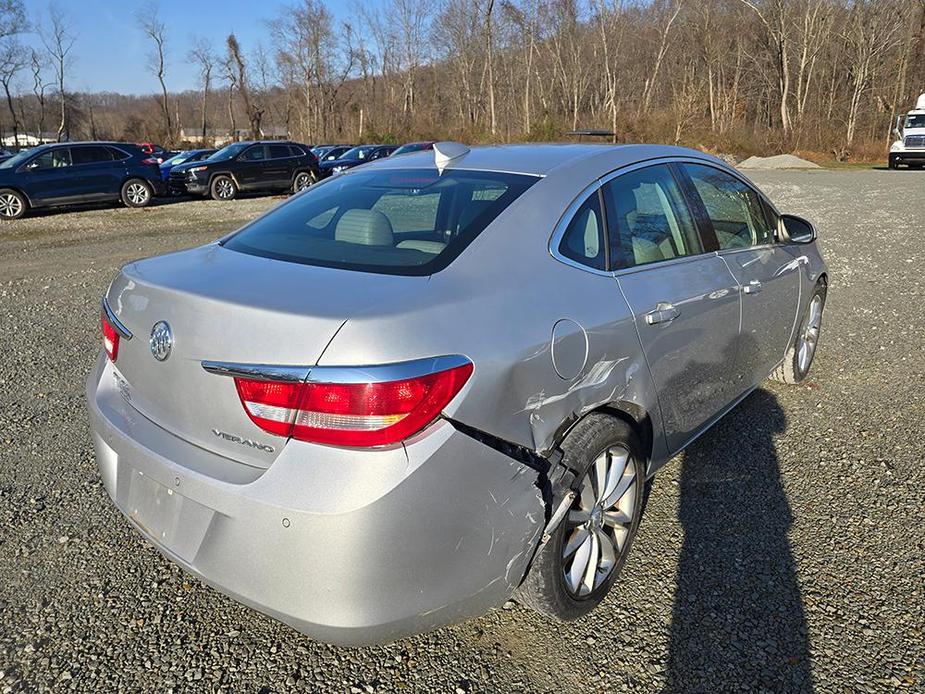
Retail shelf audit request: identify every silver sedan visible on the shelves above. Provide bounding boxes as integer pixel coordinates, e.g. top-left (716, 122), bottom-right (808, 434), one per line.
top-left (87, 142), bottom-right (827, 645)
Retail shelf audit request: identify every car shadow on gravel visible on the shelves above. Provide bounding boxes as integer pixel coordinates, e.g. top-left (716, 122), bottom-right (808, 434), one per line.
top-left (664, 388), bottom-right (813, 693)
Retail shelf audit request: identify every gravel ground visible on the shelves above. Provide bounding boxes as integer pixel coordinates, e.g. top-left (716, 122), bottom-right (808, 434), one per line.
top-left (0, 174), bottom-right (922, 693)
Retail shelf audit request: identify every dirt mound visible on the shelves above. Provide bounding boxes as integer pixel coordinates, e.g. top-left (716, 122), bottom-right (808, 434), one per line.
top-left (737, 154), bottom-right (821, 170)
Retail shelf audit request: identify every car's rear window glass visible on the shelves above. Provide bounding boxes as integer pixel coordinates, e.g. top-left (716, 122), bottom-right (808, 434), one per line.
top-left (223, 168), bottom-right (539, 275)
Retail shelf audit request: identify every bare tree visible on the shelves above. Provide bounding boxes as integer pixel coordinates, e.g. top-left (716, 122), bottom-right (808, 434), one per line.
top-left (30, 49), bottom-right (48, 140)
top-left (40, 2), bottom-right (75, 142)
top-left (188, 37), bottom-right (215, 142)
top-left (737, 0), bottom-right (793, 134)
top-left (226, 35), bottom-right (264, 139)
top-left (0, 0), bottom-right (26, 147)
top-left (137, 4), bottom-right (172, 144)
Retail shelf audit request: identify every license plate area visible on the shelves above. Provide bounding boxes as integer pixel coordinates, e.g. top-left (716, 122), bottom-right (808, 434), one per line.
top-left (127, 469), bottom-right (214, 563)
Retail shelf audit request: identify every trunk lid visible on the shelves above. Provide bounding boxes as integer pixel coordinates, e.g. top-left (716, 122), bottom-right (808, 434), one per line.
top-left (105, 243), bottom-right (426, 468)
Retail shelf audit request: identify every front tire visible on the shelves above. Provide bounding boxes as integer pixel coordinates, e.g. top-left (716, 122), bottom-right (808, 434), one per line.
top-left (517, 414), bottom-right (645, 620)
top-left (888, 155), bottom-right (898, 170)
top-left (210, 175), bottom-right (238, 201)
top-left (771, 280), bottom-right (826, 384)
top-left (121, 179), bottom-right (153, 208)
top-left (0, 189), bottom-right (27, 220)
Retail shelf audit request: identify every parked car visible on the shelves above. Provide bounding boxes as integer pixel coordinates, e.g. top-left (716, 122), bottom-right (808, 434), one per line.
top-left (312, 144), bottom-right (353, 162)
top-left (168, 140), bottom-right (319, 200)
top-left (392, 140), bottom-right (436, 156)
top-left (159, 148), bottom-right (217, 182)
top-left (0, 147), bottom-right (12, 163)
top-left (138, 142), bottom-right (174, 164)
top-left (0, 141), bottom-right (165, 219)
top-left (88, 142), bottom-right (827, 645)
top-left (316, 144), bottom-right (397, 179)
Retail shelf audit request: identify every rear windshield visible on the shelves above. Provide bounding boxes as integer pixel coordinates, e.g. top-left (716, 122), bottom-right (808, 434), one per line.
top-left (223, 168), bottom-right (538, 275)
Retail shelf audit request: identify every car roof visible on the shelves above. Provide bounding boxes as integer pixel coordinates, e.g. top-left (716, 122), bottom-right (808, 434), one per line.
top-left (364, 142), bottom-right (725, 177)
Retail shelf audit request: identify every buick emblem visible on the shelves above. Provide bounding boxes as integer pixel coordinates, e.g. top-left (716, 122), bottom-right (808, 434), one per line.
top-left (149, 321), bottom-right (173, 361)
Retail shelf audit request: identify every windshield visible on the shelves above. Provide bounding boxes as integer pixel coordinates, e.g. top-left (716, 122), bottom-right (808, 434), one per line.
top-left (340, 145), bottom-right (377, 160)
top-left (393, 143), bottom-right (431, 156)
top-left (906, 114), bottom-right (925, 129)
top-left (208, 142), bottom-right (250, 162)
top-left (223, 168), bottom-right (539, 276)
top-left (0, 149), bottom-right (36, 170)
top-left (163, 153), bottom-right (190, 166)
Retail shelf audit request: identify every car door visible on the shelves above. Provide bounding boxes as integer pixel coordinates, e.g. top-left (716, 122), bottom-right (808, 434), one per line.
top-left (21, 147), bottom-right (78, 204)
top-left (234, 144), bottom-right (268, 189)
top-left (603, 162), bottom-right (742, 454)
top-left (267, 143), bottom-right (297, 188)
top-left (680, 162), bottom-right (801, 387)
top-left (70, 145), bottom-right (120, 200)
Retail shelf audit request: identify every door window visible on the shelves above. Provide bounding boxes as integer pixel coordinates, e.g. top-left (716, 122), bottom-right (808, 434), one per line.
top-left (682, 163), bottom-right (774, 249)
top-left (269, 144), bottom-right (291, 159)
top-left (71, 146), bottom-right (113, 165)
top-left (30, 148), bottom-right (72, 170)
top-left (240, 145), bottom-right (267, 162)
top-left (602, 165), bottom-right (700, 269)
top-left (557, 193), bottom-right (606, 271)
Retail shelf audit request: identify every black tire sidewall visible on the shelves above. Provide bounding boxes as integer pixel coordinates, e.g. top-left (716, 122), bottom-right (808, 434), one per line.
top-left (211, 175), bottom-right (237, 201)
top-left (521, 414), bottom-right (646, 620)
top-left (0, 189), bottom-right (26, 219)
top-left (121, 179), bottom-right (152, 208)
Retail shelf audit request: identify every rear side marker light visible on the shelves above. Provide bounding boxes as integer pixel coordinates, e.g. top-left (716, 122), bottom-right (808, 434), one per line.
top-left (232, 360), bottom-right (473, 448)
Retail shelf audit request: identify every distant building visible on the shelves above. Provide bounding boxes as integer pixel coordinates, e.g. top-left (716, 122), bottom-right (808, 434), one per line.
top-left (180, 126), bottom-right (290, 146)
top-left (1, 132), bottom-right (58, 147)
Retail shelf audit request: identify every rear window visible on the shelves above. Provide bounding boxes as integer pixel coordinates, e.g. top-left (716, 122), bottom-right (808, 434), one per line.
top-left (223, 168), bottom-right (538, 275)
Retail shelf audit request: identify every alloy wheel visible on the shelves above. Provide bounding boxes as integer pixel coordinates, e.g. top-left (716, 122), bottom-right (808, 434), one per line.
top-left (295, 173), bottom-right (311, 191)
top-left (0, 192), bottom-right (23, 218)
top-left (562, 445), bottom-right (638, 598)
top-left (797, 295), bottom-right (823, 373)
top-left (216, 179), bottom-right (234, 199)
top-left (126, 183), bottom-right (149, 206)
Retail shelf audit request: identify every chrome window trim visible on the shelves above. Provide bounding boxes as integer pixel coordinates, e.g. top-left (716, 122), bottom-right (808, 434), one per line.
top-left (548, 155), bottom-right (728, 277)
top-left (101, 297), bottom-right (133, 340)
top-left (201, 354), bottom-right (471, 384)
top-left (612, 251), bottom-right (720, 279)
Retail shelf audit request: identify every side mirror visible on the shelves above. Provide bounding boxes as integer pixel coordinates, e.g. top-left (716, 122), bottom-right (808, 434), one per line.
top-left (779, 214), bottom-right (816, 244)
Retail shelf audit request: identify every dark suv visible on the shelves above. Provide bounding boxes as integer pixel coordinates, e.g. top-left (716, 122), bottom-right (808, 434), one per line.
top-left (0, 142), bottom-right (165, 220)
top-left (169, 141), bottom-right (319, 200)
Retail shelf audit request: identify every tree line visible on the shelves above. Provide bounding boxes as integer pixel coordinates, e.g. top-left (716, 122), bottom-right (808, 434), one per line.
top-left (0, 0), bottom-right (922, 161)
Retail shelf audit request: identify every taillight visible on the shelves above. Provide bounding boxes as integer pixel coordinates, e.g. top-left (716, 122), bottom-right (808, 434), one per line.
top-left (233, 361), bottom-right (473, 447)
top-left (141, 157), bottom-right (159, 166)
top-left (101, 312), bottom-right (120, 362)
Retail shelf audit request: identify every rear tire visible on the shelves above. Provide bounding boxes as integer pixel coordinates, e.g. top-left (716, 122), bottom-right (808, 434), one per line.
top-left (121, 179), bottom-right (153, 208)
top-left (516, 414), bottom-right (646, 620)
top-left (292, 171), bottom-right (315, 193)
top-left (0, 188), bottom-right (27, 220)
top-left (770, 280), bottom-right (827, 384)
top-left (210, 175), bottom-right (237, 201)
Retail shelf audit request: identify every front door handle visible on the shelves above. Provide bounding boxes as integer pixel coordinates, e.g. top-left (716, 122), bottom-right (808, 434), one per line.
top-left (742, 280), bottom-right (762, 295)
top-left (645, 302), bottom-right (681, 325)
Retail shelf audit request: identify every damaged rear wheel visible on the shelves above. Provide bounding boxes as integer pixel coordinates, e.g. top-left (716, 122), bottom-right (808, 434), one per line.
top-left (516, 413), bottom-right (645, 620)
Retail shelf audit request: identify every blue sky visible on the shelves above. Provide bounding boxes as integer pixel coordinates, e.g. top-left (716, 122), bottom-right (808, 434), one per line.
top-left (20, 0), bottom-right (363, 94)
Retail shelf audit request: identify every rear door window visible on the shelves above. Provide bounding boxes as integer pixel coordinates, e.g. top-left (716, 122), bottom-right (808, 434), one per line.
top-left (72, 146), bottom-right (113, 165)
top-left (269, 144), bottom-right (291, 159)
top-left (602, 164), bottom-right (701, 269)
top-left (223, 168), bottom-right (538, 275)
top-left (682, 163), bottom-right (774, 249)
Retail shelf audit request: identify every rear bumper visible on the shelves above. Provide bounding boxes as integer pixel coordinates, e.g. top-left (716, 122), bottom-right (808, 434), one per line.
top-left (86, 355), bottom-right (544, 645)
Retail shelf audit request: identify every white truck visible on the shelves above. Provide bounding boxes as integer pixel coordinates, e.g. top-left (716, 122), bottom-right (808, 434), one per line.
top-left (889, 93), bottom-right (925, 169)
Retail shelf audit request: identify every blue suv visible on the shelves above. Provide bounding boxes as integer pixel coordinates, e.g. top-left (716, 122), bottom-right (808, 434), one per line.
top-left (0, 142), bottom-right (165, 220)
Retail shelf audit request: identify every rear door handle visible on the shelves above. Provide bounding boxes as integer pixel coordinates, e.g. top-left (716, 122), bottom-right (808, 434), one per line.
top-left (742, 280), bottom-right (762, 295)
top-left (645, 302), bottom-right (681, 325)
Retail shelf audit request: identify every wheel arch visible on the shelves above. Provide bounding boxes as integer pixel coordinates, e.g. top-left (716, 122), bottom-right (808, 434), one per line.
top-left (553, 401), bottom-right (655, 476)
top-left (208, 170), bottom-right (241, 189)
top-left (0, 185), bottom-right (33, 208)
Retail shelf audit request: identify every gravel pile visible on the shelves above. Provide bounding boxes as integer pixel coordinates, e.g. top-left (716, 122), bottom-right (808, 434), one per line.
top-left (0, 179), bottom-right (922, 692)
top-left (738, 154), bottom-right (821, 170)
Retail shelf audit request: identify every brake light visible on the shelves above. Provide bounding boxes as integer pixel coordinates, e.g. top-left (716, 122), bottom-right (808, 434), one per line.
top-left (233, 361), bottom-right (473, 447)
top-left (101, 312), bottom-right (120, 362)
top-left (141, 158), bottom-right (159, 166)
